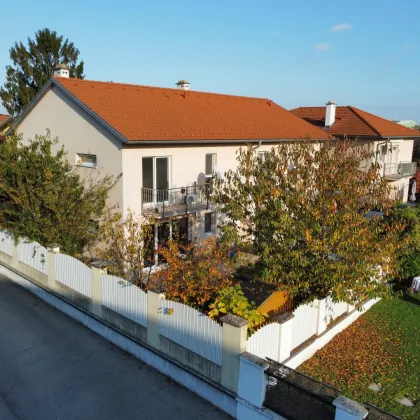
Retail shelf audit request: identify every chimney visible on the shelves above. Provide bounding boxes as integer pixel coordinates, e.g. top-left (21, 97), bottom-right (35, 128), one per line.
top-left (176, 80), bottom-right (190, 91)
top-left (54, 63), bottom-right (69, 78)
top-left (325, 100), bottom-right (336, 127)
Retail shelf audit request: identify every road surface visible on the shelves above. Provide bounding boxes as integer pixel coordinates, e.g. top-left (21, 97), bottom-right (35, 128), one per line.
top-left (0, 275), bottom-right (228, 419)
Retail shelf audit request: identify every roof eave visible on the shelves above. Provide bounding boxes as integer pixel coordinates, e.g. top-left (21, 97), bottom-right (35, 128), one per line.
top-left (122, 137), bottom-right (330, 145)
top-left (13, 78), bottom-right (129, 144)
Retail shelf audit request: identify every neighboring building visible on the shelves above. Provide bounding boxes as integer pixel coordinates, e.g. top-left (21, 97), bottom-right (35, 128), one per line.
top-left (13, 67), bottom-right (328, 265)
top-left (0, 114), bottom-right (11, 141)
top-left (291, 102), bottom-right (420, 202)
top-left (395, 120), bottom-right (418, 129)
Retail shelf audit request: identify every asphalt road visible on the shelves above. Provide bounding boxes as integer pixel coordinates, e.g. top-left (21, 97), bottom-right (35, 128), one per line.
top-left (0, 275), bottom-right (228, 420)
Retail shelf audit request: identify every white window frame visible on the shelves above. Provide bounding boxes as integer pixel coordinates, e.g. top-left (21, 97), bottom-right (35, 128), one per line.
top-left (205, 153), bottom-right (217, 177)
top-left (258, 151), bottom-right (266, 162)
top-left (75, 153), bottom-right (97, 168)
top-left (141, 156), bottom-right (172, 190)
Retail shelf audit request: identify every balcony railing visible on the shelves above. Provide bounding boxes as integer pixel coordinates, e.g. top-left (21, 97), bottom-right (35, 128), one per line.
top-left (383, 161), bottom-right (417, 180)
top-left (141, 183), bottom-right (211, 217)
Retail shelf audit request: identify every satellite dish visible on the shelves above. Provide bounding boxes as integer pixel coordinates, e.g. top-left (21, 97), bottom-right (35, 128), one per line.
top-left (197, 172), bottom-right (206, 185)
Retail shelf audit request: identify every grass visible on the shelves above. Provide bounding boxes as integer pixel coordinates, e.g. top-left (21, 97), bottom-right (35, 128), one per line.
top-left (298, 293), bottom-right (420, 420)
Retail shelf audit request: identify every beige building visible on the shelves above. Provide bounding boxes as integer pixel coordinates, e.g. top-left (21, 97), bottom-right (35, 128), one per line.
top-left (292, 102), bottom-right (420, 202)
top-left (13, 71), bottom-right (328, 265)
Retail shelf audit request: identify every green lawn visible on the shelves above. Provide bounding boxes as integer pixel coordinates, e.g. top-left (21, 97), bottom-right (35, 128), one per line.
top-left (299, 294), bottom-right (420, 420)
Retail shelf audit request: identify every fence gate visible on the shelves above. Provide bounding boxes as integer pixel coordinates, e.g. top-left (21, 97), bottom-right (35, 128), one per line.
top-left (264, 358), bottom-right (340, 420)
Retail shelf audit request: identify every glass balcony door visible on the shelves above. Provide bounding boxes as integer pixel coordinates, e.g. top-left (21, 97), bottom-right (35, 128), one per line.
top-left (142, 157), bottom-right (169, 204)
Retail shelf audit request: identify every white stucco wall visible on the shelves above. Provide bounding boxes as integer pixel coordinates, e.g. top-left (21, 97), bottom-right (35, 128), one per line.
top-left (16, 87), bottom-right (124, 210)
top-left (121, 143), bottom-right (277, 214)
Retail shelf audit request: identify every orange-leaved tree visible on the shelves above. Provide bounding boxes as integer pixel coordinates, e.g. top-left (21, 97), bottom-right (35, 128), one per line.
top-left (156, 236), bottom-right (233, 309)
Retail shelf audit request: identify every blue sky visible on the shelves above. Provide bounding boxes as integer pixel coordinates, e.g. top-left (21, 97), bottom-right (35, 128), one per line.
top-left (1, 0), bottom-right (419, 121)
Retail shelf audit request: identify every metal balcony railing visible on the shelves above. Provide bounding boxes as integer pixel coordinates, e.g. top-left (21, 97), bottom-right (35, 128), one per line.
top-left (141, 183), bottom-right (211, 217)
top-left (383, 161), bottom-right (417, 180)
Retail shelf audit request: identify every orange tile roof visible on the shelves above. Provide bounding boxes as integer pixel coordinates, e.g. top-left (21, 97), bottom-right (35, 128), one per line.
top-left (54, 77), bottom-right (328, 142)
top-left (291, 106), bottom-right (420, 138)
top-left (0, 114), bottom-right (9, 123)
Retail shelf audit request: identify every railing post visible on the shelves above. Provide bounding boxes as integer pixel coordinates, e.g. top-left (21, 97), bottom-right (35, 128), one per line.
top-left (91, 267), bottom-right (104, 318)
top-left (146, 289), bottom-right (165, 350)
top-left (236, 352), bottom-right (269, 419)
top-left (333, 396), bottom-right (368, 420)
top-left (275, 312), bottom-right (295, 362)
top-left (221, 314), bottom-right (248, 393)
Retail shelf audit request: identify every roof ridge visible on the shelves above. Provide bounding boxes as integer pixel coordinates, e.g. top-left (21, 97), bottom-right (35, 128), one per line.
top-left (54, 76), bottom-right (271, 103)
top-left (350, 105), bottom-right (420, 136)
top-left (347, 106), bottom-right (382, 137)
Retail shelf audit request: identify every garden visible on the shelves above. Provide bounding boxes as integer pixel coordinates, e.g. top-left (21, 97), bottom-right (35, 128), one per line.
top-left (299, 293), bottom-right (420, 420)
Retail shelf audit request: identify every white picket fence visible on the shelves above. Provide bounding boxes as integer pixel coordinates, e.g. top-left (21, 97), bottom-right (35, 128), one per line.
top-left (291, 301), bottom-right (319, 349)
top-left (55, 254), bottom-right (92, 298)
top-left (246, 322), bottom-right (280, 361)
top-left (0, 231), bottom-right (14, 256)
top-left (18, 240), bottom-right (48, 275)
top-left (327, 298), bottom-right (348, 321)
top-left (159, 300), bottom-right (223, 365)
top-left (101, 275), bottom-right (148, 327)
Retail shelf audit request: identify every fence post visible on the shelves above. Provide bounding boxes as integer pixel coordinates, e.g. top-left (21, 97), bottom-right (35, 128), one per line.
top-left (333, 396), bottom-right (368, 420)
top-left (221, 314), bottom-right (248, 393)
top-left (317, 298), bottom-right (328, 335)
top-left (236, 352), bottom-right (269, 419)
top-left (91, 267), bottom-right (103, 318)
top-left (46, 247), bottom-right (59, 292)
top-left (146, 289), bottom-right (165, 350)
top-left (275, 312), bottom-right (295, 362)
top-left (11, 240), bottom-right (19, 270)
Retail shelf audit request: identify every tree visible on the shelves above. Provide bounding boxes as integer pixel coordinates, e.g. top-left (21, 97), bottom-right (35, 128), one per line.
top-left (0, 29), bottom-right (84, 116)
top-left (385, 205), bottom-right (420, 283)
top-left (0, 132), bottom-right (112, 256)
top-left (156, 236), bottom-right (233, 308)
top-left (96, 210), bottom-right (155, 288)
top-left (213, 140), bottom-right (404, 306)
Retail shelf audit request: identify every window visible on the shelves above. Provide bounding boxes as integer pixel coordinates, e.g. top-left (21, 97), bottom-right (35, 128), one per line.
top-left (379, 145), bottom-right (387, 162)
top-left (205, 153), bottom-right (216, 176)
top-left (142, 157), bottom-right (169, 203)
top-left (258, 151), bottom-right (266, 162)
top-left (205, 212), bottom-right (214, 234)
top-left (76, 153), bottom-right (97, 168)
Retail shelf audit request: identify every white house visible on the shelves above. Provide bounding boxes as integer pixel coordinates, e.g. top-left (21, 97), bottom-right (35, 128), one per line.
top-left (13, 69), bottom-right (328, 264)
top-left (292, 103), bottom-right (420, 202)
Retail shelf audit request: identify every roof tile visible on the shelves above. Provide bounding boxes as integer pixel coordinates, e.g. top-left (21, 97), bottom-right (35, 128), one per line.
top-left (54, 78), bottom-right (328, 142)
top-left (291, 106), bottom-right (420, 138)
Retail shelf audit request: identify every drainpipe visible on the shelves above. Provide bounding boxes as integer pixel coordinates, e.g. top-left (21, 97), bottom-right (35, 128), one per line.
top-left (252, 140), bottom-right (262, 151)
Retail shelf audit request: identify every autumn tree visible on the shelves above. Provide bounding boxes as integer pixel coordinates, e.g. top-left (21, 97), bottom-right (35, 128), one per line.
top-left (156, 236), bottom-right (233, 308)
top-left (0, 132), bottom-right (112, 256)
top-left (0, 29), bottom-right (84, 116)
top-left (97, 210), bottom-right (155, 288)
top-left (213, 140), bottom-right (403, 306)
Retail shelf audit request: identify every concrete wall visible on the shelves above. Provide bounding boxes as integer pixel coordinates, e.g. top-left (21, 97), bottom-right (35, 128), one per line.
top-left (16, 87), bottom-right (124, 210)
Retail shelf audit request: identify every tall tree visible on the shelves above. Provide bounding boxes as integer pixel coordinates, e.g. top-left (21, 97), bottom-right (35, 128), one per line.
top-left (213, 140), bottom-right (404, 306)
top-left (0, 29), bottom-right (84, 116)
top-left (0, 132), bottom-right (112, 256)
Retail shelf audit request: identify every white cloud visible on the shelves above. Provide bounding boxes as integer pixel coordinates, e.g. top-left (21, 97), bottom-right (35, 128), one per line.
top-left (331, 23), bottom-right (353, 32)
top-left (271, 31), bottom-right (281, 37)
top-left (314, 43), bottom-right (330, 52)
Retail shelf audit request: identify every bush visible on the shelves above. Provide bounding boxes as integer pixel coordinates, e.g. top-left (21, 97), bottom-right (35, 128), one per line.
top-left (208, 284), bottom-right (267, 332)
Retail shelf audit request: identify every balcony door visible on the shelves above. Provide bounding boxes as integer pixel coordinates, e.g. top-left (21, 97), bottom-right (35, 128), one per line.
top-left (142, 157), bottom-right (169, 203)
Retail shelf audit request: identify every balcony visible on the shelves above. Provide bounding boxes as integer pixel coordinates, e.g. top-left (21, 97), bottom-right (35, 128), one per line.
top-left (383, 161), bottom-right (417, 180)
top-left (141, 183), bottom-right (211, 218)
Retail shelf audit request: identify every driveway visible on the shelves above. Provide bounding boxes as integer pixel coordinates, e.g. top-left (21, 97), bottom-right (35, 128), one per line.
top-left (0, 275), bottom-right (229, 419)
